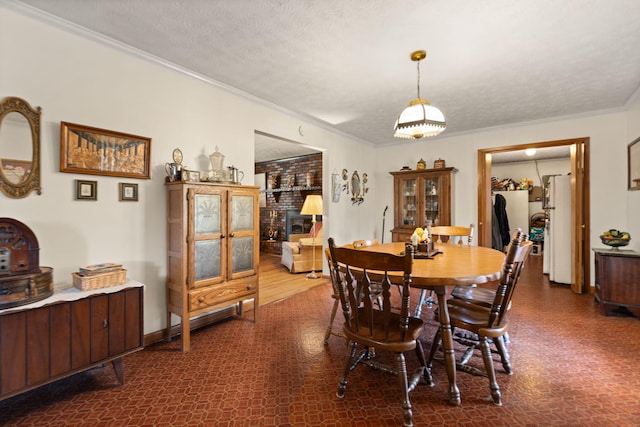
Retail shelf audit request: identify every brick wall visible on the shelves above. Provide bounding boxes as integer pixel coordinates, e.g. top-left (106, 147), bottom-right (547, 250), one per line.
top-left (255, 153), bottom-right (322, 254)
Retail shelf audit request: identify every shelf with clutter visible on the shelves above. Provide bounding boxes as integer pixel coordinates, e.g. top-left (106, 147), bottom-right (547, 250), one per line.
top-left (262, 186), bottom-right (322, 203)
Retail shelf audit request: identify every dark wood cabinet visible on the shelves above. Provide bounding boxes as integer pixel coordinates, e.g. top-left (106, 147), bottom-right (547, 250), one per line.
top-left (593, 248), bottom-right (640, 316)
top-left (0, 284), bottom-right (143, 401)
top-left (390, 167), bottom-right (456, 242)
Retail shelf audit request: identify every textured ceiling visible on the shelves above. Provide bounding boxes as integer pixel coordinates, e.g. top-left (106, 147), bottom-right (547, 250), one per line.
top-left (12, 0), bottom-right (640, 162)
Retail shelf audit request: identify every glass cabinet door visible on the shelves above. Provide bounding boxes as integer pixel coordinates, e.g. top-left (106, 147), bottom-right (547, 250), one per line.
top-left (189, 190), bottom-right (224, 287)
top-left (228, 190), bottom-right (257, 278)
top-left (401, 178), bottom-right (417, 226)
top-left (423, 176), bottom-right (440, 225)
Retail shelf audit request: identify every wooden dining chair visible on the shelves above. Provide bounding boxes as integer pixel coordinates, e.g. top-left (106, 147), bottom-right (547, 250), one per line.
top-left (324, 240), bottom-right (381, 344)
top-left (323, 247), bottom-right (344, 344)
top-left (328, 238), bottom-right (429, 427)
top-left (449, 229), bottom-right (529, 372)
top-left (426, 232), bottom-right (532, 406)
top-left (414, 224), bottom-right (474, 317)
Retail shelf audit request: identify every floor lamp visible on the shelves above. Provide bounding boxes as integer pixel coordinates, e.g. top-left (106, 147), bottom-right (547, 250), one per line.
top-left (300, 195), bottom-right (323, 279)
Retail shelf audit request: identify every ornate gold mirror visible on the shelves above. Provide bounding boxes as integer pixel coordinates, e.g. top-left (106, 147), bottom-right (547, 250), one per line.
top-left (0, 97), bottom-right (41, 198)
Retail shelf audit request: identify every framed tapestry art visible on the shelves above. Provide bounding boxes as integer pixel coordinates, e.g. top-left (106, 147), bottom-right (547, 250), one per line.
top-left (60, 122), bottom-right (151, 179)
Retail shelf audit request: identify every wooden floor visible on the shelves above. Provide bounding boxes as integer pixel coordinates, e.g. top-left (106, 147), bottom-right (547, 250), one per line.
top-left (258, 252), bottom-right (328, 306)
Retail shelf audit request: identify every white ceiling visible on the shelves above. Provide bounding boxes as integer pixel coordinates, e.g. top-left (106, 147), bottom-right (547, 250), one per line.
top-left (12, 0), bottom-right (640, 162)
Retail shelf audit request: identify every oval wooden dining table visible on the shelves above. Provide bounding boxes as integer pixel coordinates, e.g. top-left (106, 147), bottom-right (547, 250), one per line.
top-left (357, 241), bottom-right (505, 406)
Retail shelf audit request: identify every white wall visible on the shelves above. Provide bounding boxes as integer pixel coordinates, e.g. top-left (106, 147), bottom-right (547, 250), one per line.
top-left (0, 4), bottom-right (377, 334)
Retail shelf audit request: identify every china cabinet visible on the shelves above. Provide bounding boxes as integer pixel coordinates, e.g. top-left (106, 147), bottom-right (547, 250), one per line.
top-left (390, 167), bottom-right (456, 242)
top-left (593, 248), bottom-right (640, 316)
top-left (0, 283), bottom-right (143, 401)
top-left (166, 182), bottom-right (259, 352)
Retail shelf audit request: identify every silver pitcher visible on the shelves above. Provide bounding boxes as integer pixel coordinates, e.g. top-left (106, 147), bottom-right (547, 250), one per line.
top-left (228, 166), bottom-right (244, 184)
top-left (165, 162), bottom-right (182, 182)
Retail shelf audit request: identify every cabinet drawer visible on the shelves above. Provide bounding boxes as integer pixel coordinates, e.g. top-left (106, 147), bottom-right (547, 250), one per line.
top-left (189, 276), bottom-right (257, 311)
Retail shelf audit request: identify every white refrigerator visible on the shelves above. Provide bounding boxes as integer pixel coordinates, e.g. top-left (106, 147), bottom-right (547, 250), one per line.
top-left (543, 174), bottom-right (572, 284)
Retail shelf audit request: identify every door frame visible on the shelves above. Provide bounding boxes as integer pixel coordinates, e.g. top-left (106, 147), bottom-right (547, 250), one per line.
top-left (477, 137), bottom-right (590, 294)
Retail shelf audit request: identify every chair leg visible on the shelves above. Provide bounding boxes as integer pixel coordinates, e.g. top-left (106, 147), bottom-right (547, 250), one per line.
top-left (337, 340), bottom-right (358, 398)
top-left (493, 335), bottom-right (512, 375)
top-left (426, 328), bottom-right (442, 372)
top-left (479, 336), bottom-right (502, 406)
top-left (415, 290), bottom-right (426, 317)
top-left (324, 297), bottom-right (340, 344)
top-left (414, 289), bottom-right (435, 317)
top-left (414, 339), bottom-right (433, 386)
top-left (395, 352), bottom-right (414, 427)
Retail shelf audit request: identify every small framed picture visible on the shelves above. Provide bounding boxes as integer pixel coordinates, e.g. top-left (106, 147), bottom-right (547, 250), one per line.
top-left (183, 170), bottom-right (200, 182)
top-left (76, 180), bottom-right (97, 200)
top-left (119, 182), bottom-right (139, 201)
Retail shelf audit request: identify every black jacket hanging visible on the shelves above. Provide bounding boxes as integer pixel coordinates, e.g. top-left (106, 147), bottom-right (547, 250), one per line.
top-left (494, 193), bottom-right (511, 246)
top-left (491, 202), bottom-right (503, 252)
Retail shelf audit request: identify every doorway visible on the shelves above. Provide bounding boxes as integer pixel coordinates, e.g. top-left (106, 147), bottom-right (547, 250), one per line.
top-left (477, 137), bottom-right (590, 294)
top-left (254, 131), bottom-right (324, 255)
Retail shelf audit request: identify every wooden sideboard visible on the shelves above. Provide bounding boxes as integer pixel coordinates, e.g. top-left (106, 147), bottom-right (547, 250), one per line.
top-left (0, 281), bottom-right (144, 401)
top-left (593, 248), bottom-right (640, 316)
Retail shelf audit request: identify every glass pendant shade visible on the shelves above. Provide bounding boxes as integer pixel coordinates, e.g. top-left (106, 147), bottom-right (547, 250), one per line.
top-left (394, 50), bottom-right (446, 139)
top-left (394, 99), bottom-right (446, 139)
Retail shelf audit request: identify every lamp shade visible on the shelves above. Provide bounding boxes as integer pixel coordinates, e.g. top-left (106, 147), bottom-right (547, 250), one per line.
top-left (301, 195), bottom-right (323, 216)
top-left (394, 98), bottom-right (446, 139)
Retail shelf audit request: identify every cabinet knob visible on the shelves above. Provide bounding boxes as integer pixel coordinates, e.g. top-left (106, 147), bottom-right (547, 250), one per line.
top-left (198, 296), bottom-right (205, 303)
top-left (103, 319), bottom-right (108, 328)
top-left (230, 232), bottom-right (235, 238)
top-left (246, 284), bottom-right (252, 290)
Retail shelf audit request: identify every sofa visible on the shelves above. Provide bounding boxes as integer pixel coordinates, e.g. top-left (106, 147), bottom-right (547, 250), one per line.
top-left (281, 222), bottom-right (323, 273)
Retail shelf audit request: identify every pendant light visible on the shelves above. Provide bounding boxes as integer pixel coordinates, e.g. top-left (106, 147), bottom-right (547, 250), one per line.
top-left (394, 50), bottom-right (446, 139)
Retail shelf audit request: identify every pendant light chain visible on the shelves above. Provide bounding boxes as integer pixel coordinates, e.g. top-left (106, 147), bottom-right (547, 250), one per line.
top-left (416, 60), bottom-right (421, 99)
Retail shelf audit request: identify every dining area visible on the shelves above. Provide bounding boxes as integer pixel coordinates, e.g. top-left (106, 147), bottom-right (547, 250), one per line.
top-left (325, 230), bottom-right (532, 426)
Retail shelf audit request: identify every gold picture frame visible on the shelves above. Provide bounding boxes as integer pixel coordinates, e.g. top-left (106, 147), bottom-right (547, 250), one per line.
top-left (75, 180), bottom-right (97, 200)
top-left (119, 182), bottom-right (138, 201)
top-left (60, 122), bottom-right (151, 179)
top-left (182, 169), bottom-right (200, 183)
top-left (629, 137), bottom-right (640, 191)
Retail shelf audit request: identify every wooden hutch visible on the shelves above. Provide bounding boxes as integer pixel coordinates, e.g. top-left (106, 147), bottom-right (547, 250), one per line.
top-left (390, 167), bottom-right (456, 242)
top-left (165, 181), bottom-right (259, 352)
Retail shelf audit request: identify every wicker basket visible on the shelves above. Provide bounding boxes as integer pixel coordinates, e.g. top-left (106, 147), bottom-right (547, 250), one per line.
top-left (72, 269), bottom-right (127, 290)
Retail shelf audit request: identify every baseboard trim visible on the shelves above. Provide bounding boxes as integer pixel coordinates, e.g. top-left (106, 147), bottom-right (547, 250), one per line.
top-left (143, 299), bottom-right (256, 347)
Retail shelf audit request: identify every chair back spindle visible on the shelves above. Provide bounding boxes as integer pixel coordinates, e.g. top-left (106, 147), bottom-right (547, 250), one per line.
top-left (429, 224), bottom-right (474, 245)
top-left (488, 231), bottom-right (532, 329)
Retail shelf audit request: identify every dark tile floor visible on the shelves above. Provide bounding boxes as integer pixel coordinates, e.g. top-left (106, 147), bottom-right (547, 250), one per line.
top-left (2, 256), bottom-right (640, 426)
